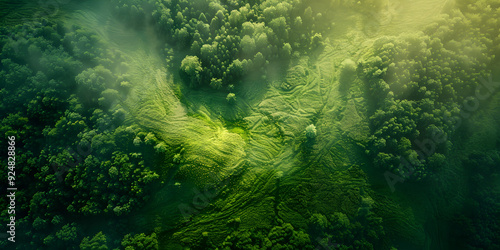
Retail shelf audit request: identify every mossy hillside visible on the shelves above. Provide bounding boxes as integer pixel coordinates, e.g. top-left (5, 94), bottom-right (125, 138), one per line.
top-left (76, 0), bottom-right (462, 248)
top-left (149, 2), bottom-right (442, 247)
top-left (138, 24), bottom-right (381, 248)
top-left (149, 4), bottom-right (431, 247)
top-left (3, 0), bottom-right (500, 249)
top-left (69, 1), bottom-right (250, 186)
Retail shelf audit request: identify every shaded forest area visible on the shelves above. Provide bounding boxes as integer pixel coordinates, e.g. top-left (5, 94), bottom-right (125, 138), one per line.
top-left (1, 0), bottom-right (499, 249)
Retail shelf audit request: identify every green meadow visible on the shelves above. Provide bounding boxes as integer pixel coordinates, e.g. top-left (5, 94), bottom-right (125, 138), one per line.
top-left (0, 0), bottom-right (499, 249)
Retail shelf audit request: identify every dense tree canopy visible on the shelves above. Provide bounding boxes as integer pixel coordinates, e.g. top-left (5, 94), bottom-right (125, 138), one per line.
top-left (111, 0), bottom-right (331, 93)
top-left (1, 0), bottom-right (499, 249)
top-left (362, 6), bottom-right (494, 181)
top-left (0, 20), bottom-right (167, 249)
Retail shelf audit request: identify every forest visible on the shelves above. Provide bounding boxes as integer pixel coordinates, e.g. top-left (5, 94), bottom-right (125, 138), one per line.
top-left (0, 0), bottom-right (499, 249)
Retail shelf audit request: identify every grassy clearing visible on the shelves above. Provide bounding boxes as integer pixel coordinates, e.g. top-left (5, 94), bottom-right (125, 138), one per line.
top-left (55, 0), bottom-right (459, 248)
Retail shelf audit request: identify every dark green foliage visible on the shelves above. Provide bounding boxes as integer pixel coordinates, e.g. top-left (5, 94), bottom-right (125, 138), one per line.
top-left (305, 124), bottom-right (317, 140)
top-left (226, 92), bottom-right (237, 104)
top-left (307, 211), bottom-right (386, 250)
top-left (455, 0), bottom-right (500, 62)
top-left (219, 223), bottom-right (313, 250)
top-left (180, 55), bottom-right (203, 87)
top-left (275, 165), bottom-right (390, 249)
top-left (41, 223), bottom-right (79, 249)
top-left (1, 1), bottom-right (499, 250)
top-left (0, 20), bottom-right (166, 249)
top-left (362, 7), bottom-right (494, 180)
top-left (80, 232), bottom-right (109, 250)
top-left (65, 150), bottom-right (159, 216)
top-left (75, 66), bottom-right (115, 106)
top-left (449, 150), bottom-right (500, 249)
top-left (210, 77), bottom-right (223, 89)
top-left (121, 232), bottom-right (159, 250)
top-left (113, 0), bottom-right (330, 90)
